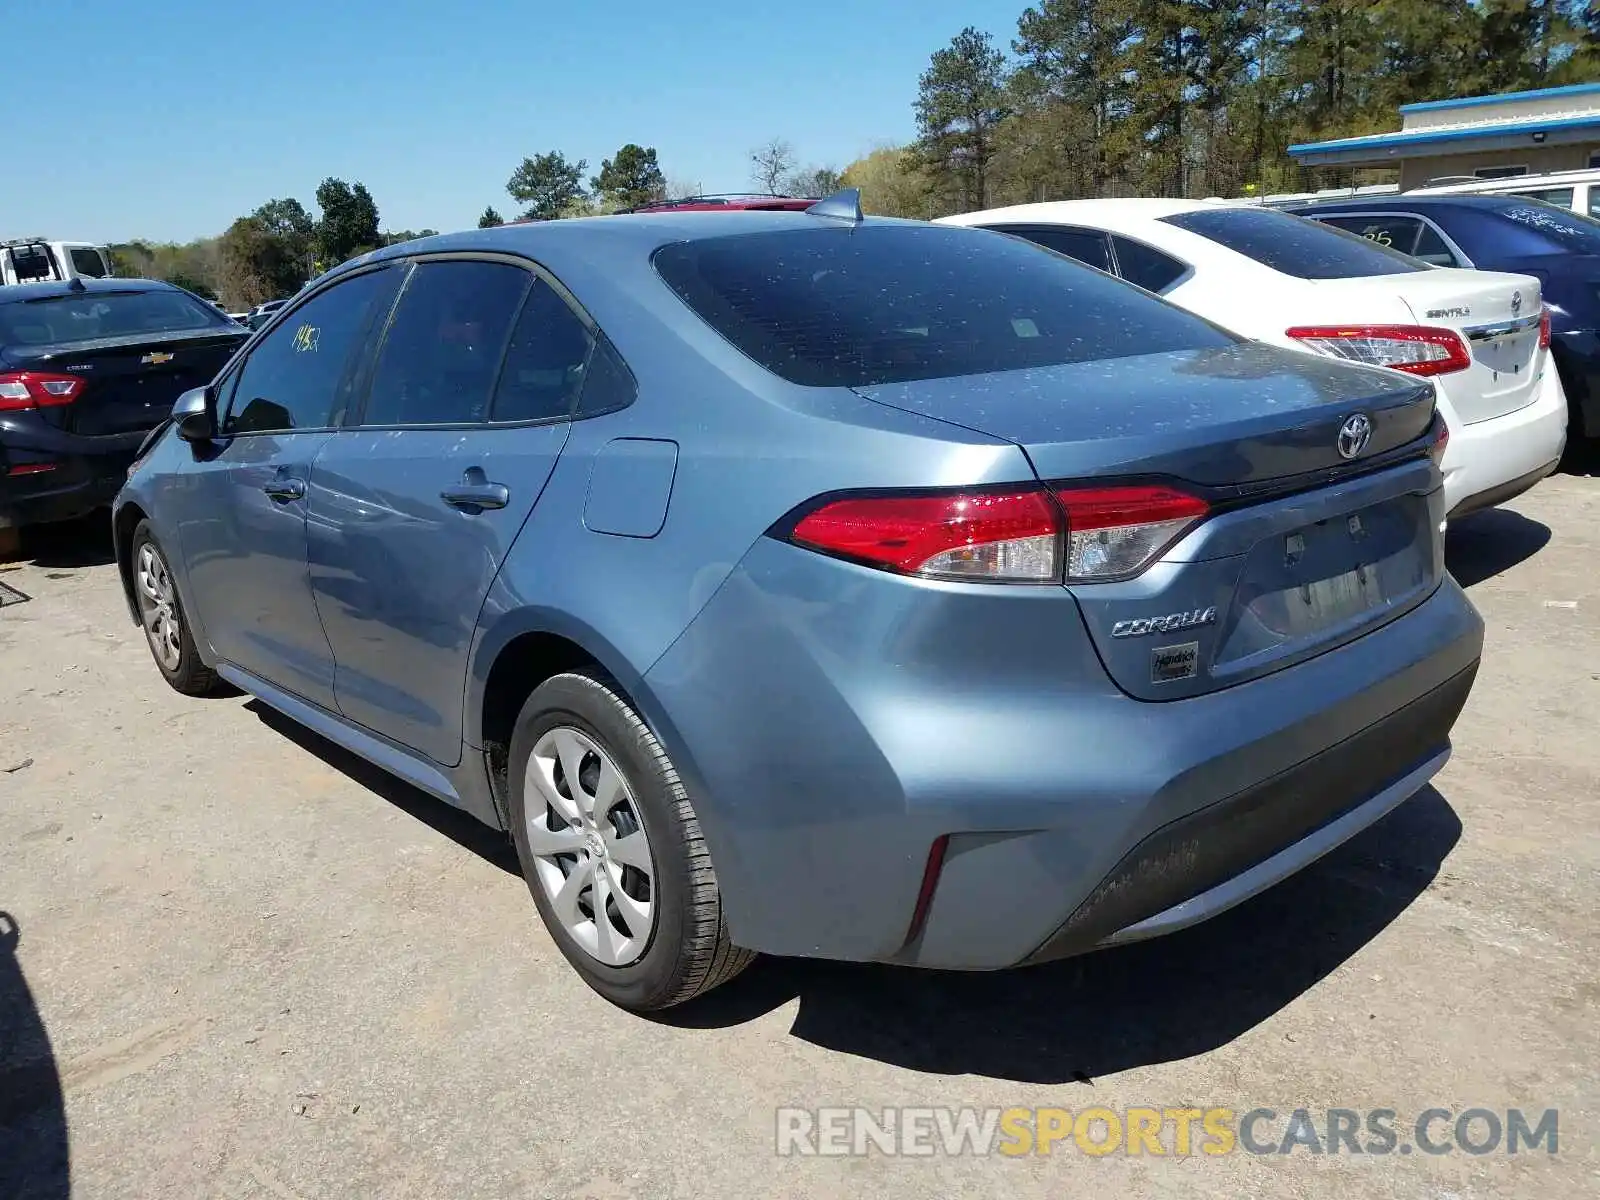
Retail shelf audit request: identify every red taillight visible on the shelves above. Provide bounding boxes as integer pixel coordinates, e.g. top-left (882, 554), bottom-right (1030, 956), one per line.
top-left (1285, 324), bottom-right (1471, 378)
top-left (789, 487), bottom-right (1061, 582)
top-left (1539, 305), bottom-right (1551, 349)
top-left (786, 483), bottom-right (1209, 583)
top-left (1429, 414), bottom-right (1451, 465)
top-left (6, 462), bottom-right (57, 476)
top-left (1054, 485), bottom-right (1210, 581)
top-left (0, 371), bottom-right (84, 412)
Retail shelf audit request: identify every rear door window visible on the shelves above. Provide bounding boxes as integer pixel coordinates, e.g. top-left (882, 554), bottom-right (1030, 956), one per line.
top-left (490, 279), bottom-right (596, 423)
top-left (1161, 207), bottom-right (1426, 279)
top-left (1316, 215), bottom-right (1424, 254)
top-left (1110, 235), bottom-right (1188, 292)
top-left (1411, 223), bottom-right (1461, 267)
top-left (225, 267), bottom-right (403, 434)
top-left (70, 248), bottom-right (109, 278)
top-left (653, 225), bottom-right (1233, 388)
top-left (982, 224), bottom-right (1112, 272)
top-left (361, 260), bottom-right (531, 426)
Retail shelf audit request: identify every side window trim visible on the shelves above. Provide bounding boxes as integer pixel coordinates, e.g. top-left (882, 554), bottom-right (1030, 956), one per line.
top-left (1105, 233), bottom-right (1194, 294)
top-left (1309, 211), bottom-right (1473, 268)
top-left (222, 262), bottom-right (405, 436)
top-left (341, 259), bottom-right (420, 428)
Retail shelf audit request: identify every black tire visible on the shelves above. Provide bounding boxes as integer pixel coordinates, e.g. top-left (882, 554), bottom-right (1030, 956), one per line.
top-left (129, 520), bottom-right (223, 697)
top-left (506, 670), bottom-right (752, 1011)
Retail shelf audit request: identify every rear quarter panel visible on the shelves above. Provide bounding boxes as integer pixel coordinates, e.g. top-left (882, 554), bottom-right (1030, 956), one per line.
top-left (464, 261), bottom-right (1035, 749)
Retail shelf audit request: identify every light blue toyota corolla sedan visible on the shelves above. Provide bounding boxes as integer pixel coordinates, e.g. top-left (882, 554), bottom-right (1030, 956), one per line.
top-left (113, 193), bottom-right (1483, 1011)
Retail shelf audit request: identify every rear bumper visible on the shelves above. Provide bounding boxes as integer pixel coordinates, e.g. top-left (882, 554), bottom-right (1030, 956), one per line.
top-left (1023, 665), bottom-right (1472, 962)
top-left (0, 419), bottom-right (144, 528)
top-left (643, 537), bottom-right (1484, 969)
top-left (1437, 365), bottom-right (1566, 516)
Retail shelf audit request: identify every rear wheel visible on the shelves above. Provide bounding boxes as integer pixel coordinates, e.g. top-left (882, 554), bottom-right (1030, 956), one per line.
top-left (131, 521), bottom-right (222, 696)
top-left (506, 670), bottom-right (752, 1011)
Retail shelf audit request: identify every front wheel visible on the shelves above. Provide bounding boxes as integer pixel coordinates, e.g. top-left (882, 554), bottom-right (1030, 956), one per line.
top-left (130, 522), bottom-right (222, 696)
top-left (506, 670), bottom-right (752, 1011)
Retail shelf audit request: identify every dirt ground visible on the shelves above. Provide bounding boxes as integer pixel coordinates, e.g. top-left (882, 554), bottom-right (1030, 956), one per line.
top-left (1, 468), bottom-right (1596, 1199)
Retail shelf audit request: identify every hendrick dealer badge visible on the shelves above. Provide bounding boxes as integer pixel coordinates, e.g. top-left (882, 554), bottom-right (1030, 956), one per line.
top-left (1151, 641), bottom-right (1199, 684)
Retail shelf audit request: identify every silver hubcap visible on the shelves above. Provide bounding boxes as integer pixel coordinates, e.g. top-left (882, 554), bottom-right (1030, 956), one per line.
top-left (134, 543), bottom-right (182, 671)
top-left (525, 727), bottom-right (656, 967)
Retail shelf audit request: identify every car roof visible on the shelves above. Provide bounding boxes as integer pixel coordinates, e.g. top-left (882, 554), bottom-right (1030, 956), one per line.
top-left (324, 210), bottom-right (929, 287)
top-left (0, 276), bottom-right (178, 305)
top-left (939, 197), bottom-right (1236, 230)
top-left (626, 196), bottom-right (817, 213)
top-left (1287, 194), bottom-right (1541, 214)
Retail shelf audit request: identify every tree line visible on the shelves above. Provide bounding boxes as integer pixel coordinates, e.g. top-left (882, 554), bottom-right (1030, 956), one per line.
top-left (113, 178), bottom-right (434, 308)
top-left (842, 0), bottom-right (1600, 219)
top-left (110, 3), bottom-right (1600, 302)
top-left (115, 137), bottom-right (845, 304)
top-left (478, 138), bottom-right (843, 225)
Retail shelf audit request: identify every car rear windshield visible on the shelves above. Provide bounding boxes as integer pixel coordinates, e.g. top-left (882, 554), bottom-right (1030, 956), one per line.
top-left (0, 289), bottom-right (228, 347)
top-left (652, 225), bottom-right (1233, 387)
top-left (1161, 206), bottom-right (1427, 279)
top-left (1491, 199), bottom-right (1600, 254)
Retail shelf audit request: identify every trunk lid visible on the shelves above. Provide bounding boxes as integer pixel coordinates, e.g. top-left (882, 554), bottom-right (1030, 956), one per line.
top-left (1312, 268), bottom-right (1545, 425)
top-left (852, 342), bottom-right (1435, 485)
top-left (3, 329), bottom-right (246, 436)
top-left (854, 343), bottom-right (1443, 699)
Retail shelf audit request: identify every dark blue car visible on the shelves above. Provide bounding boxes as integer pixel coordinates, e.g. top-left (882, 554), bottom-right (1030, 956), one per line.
top-left (1289, 194), bottom-right (1600, 443)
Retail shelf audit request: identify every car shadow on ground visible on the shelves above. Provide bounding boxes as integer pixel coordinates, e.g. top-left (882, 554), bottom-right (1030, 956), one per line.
top-left (0, 912), bottom-right (70, 1199)
top-left (1446, 508), bottom-right (1552, 588)
top-left (16, 513), bottom-right (116, 569)
top-left (662, 788), bottom-right (1462, 1084)
top-left (244, 685), bottom-right (1460, 1082)
top-left (244, 700), bottom-right (521, 876)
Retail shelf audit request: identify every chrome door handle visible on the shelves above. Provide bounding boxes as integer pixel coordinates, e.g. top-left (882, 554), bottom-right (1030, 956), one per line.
top-left (262, 478), bottom-right (305, 501)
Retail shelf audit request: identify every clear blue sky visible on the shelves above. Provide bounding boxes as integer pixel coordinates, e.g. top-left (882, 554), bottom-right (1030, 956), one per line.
top-left (16, 0), bottom-right (1022, 244)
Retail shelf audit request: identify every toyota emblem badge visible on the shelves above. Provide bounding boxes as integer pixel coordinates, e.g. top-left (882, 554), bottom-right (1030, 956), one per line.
top-left (1337, 412), bottom-right (1373, 460)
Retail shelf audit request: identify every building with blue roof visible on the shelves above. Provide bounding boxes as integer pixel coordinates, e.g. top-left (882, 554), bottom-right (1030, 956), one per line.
top-left (1288, 83), bottom-right (1600, 190)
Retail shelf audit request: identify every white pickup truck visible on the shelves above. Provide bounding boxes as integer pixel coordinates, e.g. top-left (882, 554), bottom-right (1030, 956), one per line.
top-left (2, 237), bottom-right (114, 286)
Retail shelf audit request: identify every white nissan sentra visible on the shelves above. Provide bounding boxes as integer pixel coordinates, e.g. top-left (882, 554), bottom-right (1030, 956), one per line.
top-left (940, 199), bottom-right (1567, 518)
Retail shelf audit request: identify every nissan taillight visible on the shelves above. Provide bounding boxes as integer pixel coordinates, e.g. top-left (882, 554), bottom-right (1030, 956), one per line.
top-left (0, 371), bottom-right (84, 412)
top-left (1539, 305), bottom-right (1551, 349)
top-left (785, 483), bottom-right (1209, 584)
top-left (1285, 325), bottom-right (1471, 377)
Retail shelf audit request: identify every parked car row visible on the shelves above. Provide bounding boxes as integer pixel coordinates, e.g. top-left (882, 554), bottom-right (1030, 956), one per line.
top-left (940, 198), bottom-right (1569, 518)
top-left (1283, 194), bottom-right (1600, 445)
top-left (109, 192), bottom-right (1485, 1012)
top-left (0, 279), bottom-right (250, 528)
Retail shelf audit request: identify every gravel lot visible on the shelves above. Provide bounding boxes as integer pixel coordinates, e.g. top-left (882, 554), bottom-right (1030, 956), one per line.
top-left (1, 468), bottom-right (1596, 1199)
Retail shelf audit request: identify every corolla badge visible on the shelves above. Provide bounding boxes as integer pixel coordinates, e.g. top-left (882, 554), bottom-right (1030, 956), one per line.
top-left (1337, 412), bottom-right (1373, 460)
top-left (1111, 607), bottom-right (1217, 639)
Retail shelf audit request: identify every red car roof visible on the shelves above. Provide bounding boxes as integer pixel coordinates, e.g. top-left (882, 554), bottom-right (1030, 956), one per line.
top-left (627, 196), bottom-right (817, 213)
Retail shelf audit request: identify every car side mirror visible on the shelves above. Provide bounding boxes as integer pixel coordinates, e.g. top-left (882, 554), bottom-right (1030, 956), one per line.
top-left (173, 387), bottom-right (216, 442)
